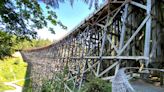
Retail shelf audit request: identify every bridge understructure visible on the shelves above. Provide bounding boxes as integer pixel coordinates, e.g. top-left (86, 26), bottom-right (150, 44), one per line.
top-left (21, 0), bottom-right (164, 92)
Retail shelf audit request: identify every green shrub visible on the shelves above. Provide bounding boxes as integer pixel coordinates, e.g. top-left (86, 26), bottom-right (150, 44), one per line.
top-left (41, 73), bottom-right (65, 92)
top-left (41, 69), bottom-right (74, 92)
top-left (81, 76), bottom-right (111, 92)
top-left (41, 68), bottom-right (111, 92)
top-left (41, 79), bottom-right (54, 92)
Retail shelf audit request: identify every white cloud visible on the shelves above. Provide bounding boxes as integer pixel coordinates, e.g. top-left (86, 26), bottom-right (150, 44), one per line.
top-left (37, 26), bottom-right (69, 41)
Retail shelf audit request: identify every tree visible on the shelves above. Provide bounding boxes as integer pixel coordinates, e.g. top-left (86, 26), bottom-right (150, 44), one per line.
top-left (42, 0), bottom-right (103, 9)
top-left (0, 31), bottom-right (15, 58)
top-left (0, 30), bottom-right (53, 58)
top-left (0, 0), bottom-right (66, 58)
top-left (0, 0), bottom-right (67, 39)
top-left (15, 38), bottom-right (53, 50)
top-left (0, 0), bottom-right (101, 58)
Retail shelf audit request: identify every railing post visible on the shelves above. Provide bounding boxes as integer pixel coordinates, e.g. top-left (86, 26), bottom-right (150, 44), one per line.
top-left (144, 0), bottom-right (152, 66)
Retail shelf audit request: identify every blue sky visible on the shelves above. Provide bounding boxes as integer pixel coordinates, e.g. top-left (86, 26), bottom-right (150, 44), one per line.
top-left (37, 1), bottom-right (95, 41)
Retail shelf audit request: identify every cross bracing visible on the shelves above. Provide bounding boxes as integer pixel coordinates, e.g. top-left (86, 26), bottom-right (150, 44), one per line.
top-left (21, 0), bottom-right (164, 91)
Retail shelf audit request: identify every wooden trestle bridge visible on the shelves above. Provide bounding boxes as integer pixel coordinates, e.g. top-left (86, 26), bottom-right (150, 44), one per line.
top-left (21, 0), bottom-right (164, 92)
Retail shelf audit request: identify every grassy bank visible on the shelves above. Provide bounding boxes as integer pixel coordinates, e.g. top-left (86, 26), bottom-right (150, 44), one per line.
top-left (0, 83), bottom-right (15, 91)
top-left (0, 53), bottom-right (27, 91)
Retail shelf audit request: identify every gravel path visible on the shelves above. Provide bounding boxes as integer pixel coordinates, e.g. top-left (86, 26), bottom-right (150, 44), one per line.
top-left (131, 79), bottom-right (164, 92)
top-left (4, 82), bottom-right (22, 92)
top-left (3, 77), bottom-right (31, 92)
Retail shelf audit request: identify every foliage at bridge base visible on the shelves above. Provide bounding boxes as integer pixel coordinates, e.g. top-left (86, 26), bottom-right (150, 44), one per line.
top-left (40, 74), bottom-right (111, 92)
top-left (81, 76), bottom-right (111, 92)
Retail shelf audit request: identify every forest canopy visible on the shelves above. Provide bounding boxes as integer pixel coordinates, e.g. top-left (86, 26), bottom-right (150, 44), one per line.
top-left (0, 0), bottom-right (60, 58)
top-left (0, 0), bottom-right (100, 58)
top-left (0, 30), bottom-right (53, 59)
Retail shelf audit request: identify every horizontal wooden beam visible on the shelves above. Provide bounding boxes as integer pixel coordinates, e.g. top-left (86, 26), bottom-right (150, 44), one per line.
top-left (71, 56), bottom-right (148, 60)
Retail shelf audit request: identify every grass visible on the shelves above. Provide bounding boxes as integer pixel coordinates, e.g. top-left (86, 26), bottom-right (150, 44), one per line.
top-left (0, 53), bottom-right (27, 91)
top-left (0, 83), bottom-right (15, 91)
